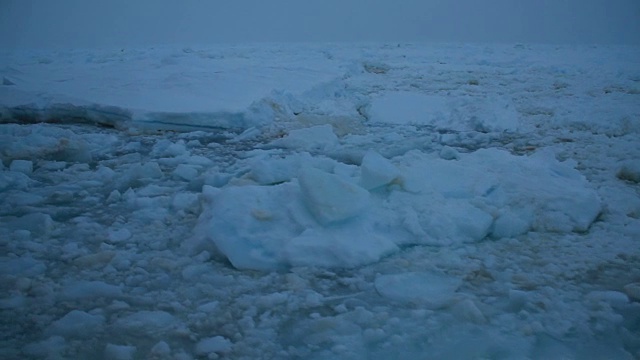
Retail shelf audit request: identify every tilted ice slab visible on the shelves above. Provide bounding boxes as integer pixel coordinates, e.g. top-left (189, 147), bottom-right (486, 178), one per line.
top-left (195, 142), bottom-right (601, 271)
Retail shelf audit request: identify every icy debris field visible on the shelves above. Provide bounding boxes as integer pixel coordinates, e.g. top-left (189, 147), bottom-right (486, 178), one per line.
top-left (1, 43), bottom-right (640, 359)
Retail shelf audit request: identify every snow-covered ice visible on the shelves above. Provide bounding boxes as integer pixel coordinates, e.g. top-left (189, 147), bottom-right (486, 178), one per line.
top-left (1, 43), bottom-right (639, 359)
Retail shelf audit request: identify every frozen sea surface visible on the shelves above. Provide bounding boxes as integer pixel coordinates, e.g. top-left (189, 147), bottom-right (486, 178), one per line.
top-left (1, 43), bottom-right (640, 359)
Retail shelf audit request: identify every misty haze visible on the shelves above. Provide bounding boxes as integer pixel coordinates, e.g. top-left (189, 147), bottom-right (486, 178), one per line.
top-left (1, 0), bottom-right (639, 48)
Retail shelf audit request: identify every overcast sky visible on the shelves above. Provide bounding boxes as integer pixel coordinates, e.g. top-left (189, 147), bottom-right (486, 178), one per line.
top-left (1, 0), bottom-right (639, 49)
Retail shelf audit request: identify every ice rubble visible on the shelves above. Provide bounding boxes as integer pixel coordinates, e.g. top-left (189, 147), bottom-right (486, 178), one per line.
top-left (195, 125), bottom-right (602, 271)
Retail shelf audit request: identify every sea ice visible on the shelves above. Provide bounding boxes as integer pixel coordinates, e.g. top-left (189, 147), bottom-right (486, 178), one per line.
top-left (9, 159), bottom-right (32, 175)
top-left (112, 310), bottom-right (178, 334)
top-left (196, 182), bottom-right (304, 270)
top-left (0, 256), bottom-right (46, 277)
top-left (22, 336), bottom-right (66, 358)
top-left (108, 227), bottom-right (132, 243)
top-left (0, 42), bottom-right (636, 360)
top-left (173, 164), bottom-right (199, 181)
top-left (298, 166), bottom-right (369, 225)
top-left (374, 272), bottom-right (462, 309)
top-left (7, 213), bottom-right (54, 236)
top-left (45, 310), bottom-right (105, 339)
top-left (195, 336), bottom-right (233, 356)
top-left (248, 152), bottom-right (308, 185)
top-left (60, 280), bottom-right (123, 301)
top-left (359, 150), bottom-right (400, 190)
top-left (0, 170), bottom-right (31, 191)
top-left (196, 165), bottom-right (395, 270)
top-left (273, 124), bottom-right (339, 152)
top-left (617, 160), bottom-right (640, 183)
top-left (368, 92), bottom-right (451, 126)
top-left (197, 145), bottom-right (602, 270)
top-left (104, 344), bottom-right (137, 360)
top-left (397, 148), bottom-right (602, 236)
top-left (284, 224), bottom-right (398, 268)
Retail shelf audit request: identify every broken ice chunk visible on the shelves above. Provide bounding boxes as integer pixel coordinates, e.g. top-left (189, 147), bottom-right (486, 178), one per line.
top-left (299, 166), bottom-right (369, 225)
top-left (273, 124), bottom-right (338, 152)
top-left (359, 150), bottom-right (400, 190)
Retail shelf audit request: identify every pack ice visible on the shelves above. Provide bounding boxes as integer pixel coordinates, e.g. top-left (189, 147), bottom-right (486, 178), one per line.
top-left (2, 43), bottom-right (636, 359)
top-left (195, 126), bottom-right (601, 271)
